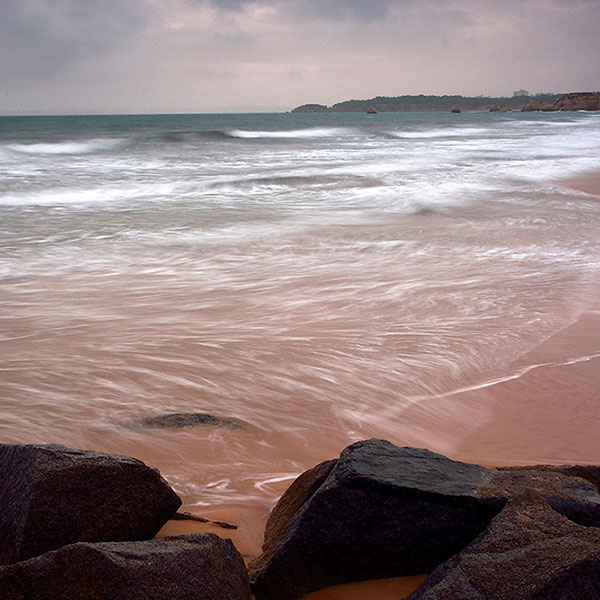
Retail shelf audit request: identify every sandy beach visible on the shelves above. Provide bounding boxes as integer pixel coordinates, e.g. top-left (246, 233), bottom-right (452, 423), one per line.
top-left (3, 108), bottom-right (600, 599)
top-left (155, 171), bottom-right (600, 599)
top-left (155, 294), bottom-right (600, 599)
top-left (452, 171), bottom-right (600, 466)
top-left (3, 0), bottom-right (600, 593)
top-left (400, 298), bottom-right (600, 469)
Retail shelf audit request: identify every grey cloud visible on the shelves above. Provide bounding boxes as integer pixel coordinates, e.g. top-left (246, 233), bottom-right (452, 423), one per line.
top-left (2, 0), bottom-right (599, 114)
top-left (0, 0), bottom-right (151, 81)
top-left (203, 0), bottom-right (249, 11)
top-left (214, 30), bottom-right (256, 46)
top-left (196, 0), bottom-right (398, 22)
top-left (287, 0), bottom-right (394, 23)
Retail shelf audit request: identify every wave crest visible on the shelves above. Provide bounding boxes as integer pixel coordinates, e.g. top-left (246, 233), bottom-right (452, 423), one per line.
top-left (224, 127), bottom-right (352, 139)
top-left (388, 127), bottom-right (489, 139)
top-left (6, 138), bottom-right (123, 156)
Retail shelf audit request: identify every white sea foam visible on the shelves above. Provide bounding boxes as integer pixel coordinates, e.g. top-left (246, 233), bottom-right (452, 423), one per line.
top-left (0, 182), bottom-right (179, 207)
top-left (6, 138), bottom-right (123, 156)
top-left (2, 111), bottom-right (600, 511)
top-left (388, 126), bottom-right (490, 139)
top-left (225, 127), bottom-right (352, 139)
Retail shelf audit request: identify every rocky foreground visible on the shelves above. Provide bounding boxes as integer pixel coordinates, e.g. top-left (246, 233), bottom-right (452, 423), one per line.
top-left (2, 439), bottom-right (600, 599)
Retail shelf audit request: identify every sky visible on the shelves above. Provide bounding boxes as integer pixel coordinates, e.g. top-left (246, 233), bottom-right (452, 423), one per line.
top-left (1, 0), bottom-right (599, 114)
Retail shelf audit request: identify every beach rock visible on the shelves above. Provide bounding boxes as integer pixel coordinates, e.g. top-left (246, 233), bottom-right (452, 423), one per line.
top-left (0, 443), bottom-right (181, 565)
top-left (488, 103), bottom-right (502, 112)
top-left (451, 107), bottom-right (462, 113)
top-left (250, 440), bottom-right (600, 599)
top-left (405, 498), bottom-right (600, 599)
top-left (137, 412), bottom-right (242, 430)
top-left (249, 439), bottom-right (505, 599)
top-left (0, 533), bottom-right (251, 600)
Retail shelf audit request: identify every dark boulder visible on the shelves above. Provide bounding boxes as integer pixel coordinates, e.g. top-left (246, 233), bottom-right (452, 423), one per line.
top-left (249, 439), bottom-right (505, 599)
top-left (250, 440), bottom-right (600, 599)
top-left (406, 498), bottom-right (600, 599)
top-left (0, 444), bottom-right (181, 565)
top-left (137, 412), bottom-right (242, 430)
top-left (408, 465), bottom-right (600, 599)
top-left (0, 533), bottom-right (251, 600)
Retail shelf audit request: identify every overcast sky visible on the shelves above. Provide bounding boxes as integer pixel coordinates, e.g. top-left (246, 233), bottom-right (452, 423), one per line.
top-left (1, 0), bottom-right (599, 114)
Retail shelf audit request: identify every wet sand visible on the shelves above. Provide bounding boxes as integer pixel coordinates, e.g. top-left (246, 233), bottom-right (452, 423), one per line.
top-left (157, 171), bottom-right (600, 600)
top-left (156, 307), bottom-right (600, 598)
top-left (403, 301), bottom-right (600, 468)
top-left (559, 170), bottom-right (600, 198)
top-left (400, 170), bottom-right (600, 467)
top-left (157, 506), bottom-right (266, 563)
top-left (450, 171), bottom-right (600, 466)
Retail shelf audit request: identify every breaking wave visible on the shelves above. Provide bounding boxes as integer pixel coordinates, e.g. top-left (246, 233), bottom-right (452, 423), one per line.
top-left (224, 127), bottom-right (353, 139)
top-left (6, 138), bottom-right (124, 156)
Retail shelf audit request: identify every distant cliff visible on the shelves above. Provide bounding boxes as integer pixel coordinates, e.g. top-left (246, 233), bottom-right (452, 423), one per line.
top-left (292, 93), bottom-right (566, 113)
top-left (522, 92), bottom-right (600, 112)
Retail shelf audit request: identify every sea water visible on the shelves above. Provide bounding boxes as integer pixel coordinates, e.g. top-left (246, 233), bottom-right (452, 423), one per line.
top-left (1, 111), bottom-right (600, 513)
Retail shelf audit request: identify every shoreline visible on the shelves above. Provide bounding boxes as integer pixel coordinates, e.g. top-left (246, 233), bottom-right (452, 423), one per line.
top-left (156, 295), bottom-right (600, 599)
top-left (558, 170), bottom-right (600, 198)
top-left (400, 169), bottom-right (600, 469)
top-left (449, 302), bottom-right (600, 467)
top-left (451, 169), bottom-right (600, 467)
top-left (155, 170), bottom-right (600, 599)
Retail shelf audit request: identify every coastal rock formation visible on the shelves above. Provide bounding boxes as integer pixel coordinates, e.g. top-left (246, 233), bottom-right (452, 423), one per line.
top-left (249, 440), bottom-right (505, 599)
top-left (249, 439), bottom-right (600, 599)
top-left (291, 93), bottom-right (563, 113)
top-left (0, 444), bottom-right (181, 565)
top-left (290, 103), bottom-right (331, 113)
top-left (554, 92), bottom-right (600, 110)
top-left (522, 92), bottom-right (600, 112)
top-left (521, 100), bottom-right (556, 111)
top-left (0, 533), bottom-right (251, 600)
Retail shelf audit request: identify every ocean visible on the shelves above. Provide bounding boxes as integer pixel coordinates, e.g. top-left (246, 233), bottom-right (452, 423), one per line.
top-left (1, 110), bottom-right (600, 518)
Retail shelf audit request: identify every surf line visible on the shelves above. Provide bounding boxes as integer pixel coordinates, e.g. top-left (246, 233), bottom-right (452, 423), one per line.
top-left (408, 351), bottom-right (600, 404)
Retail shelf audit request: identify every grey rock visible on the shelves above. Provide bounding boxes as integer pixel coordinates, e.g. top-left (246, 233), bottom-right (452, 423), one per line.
top-left (405, 498), bottom-right (600, 600)
top-left (250, 439), bottom-right (600, 599)
top-left (0, 533), bottom-right (251, 600)
top-left (0, 444), bottom-right (181, 564)
top-left (249, 439), bottom-right (504, 599)
top-left (137, 412), bottom-right (242, 430)
top-left (404, 466), bottom-right (600, 599)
